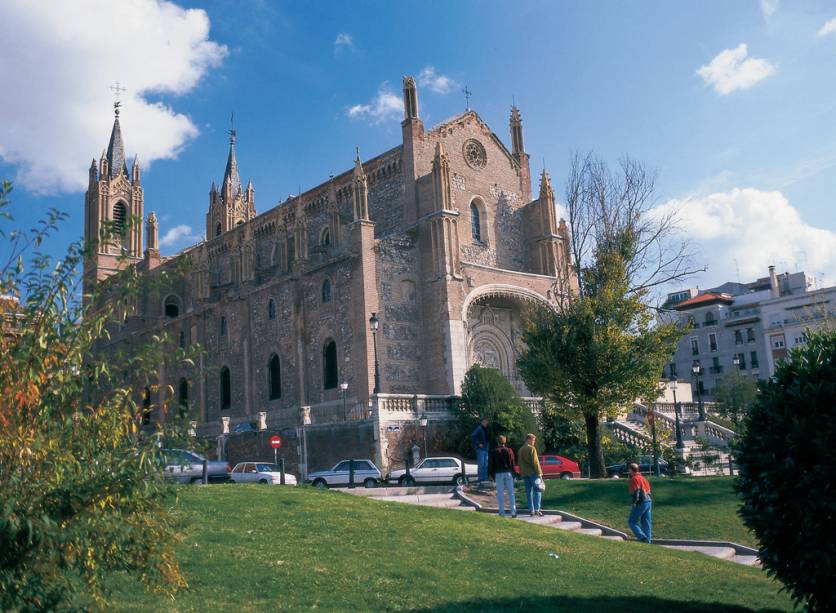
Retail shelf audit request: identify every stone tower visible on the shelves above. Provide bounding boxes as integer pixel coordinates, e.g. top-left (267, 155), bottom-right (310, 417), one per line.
top-left (206, 127), bottom-right (256, 239)
top-left (83, 103), bottom-right (144, 299)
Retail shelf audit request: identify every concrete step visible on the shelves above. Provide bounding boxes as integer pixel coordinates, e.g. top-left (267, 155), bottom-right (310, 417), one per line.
top-left (575, 528), bottom-right (603, 536)
top-left (552, 521), bottom-right (583, 531)
top-left (662, 545), bottom-right (737, 560)
top-left (517, 515), bottom-right (563, 526)
top-left (731, 555), bottom-right (760, 566)
top-left (601, 535), bottom-right (626, 540)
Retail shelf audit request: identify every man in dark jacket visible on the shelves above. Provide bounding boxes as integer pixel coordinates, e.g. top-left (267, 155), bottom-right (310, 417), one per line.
top-left (470, 418), bottom-right (489, 482)
top-left (488, 435), bottom-right (517, 518)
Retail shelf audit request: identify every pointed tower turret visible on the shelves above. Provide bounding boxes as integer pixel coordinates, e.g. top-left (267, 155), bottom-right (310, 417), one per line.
top-left (206, 122), bottom-right (256, 238)
top-left (351, 147), bottom-right (369, 221)
top-left (538, 170), bottom-right (558, 236)
top-left (526, 169), bottom-right (561, 277)
top-left (509, 105), bottom-right (531, 200)
top-left (222, 128), bottom-right (241, 201)
top-left (401, 75), bottom-right (423, 226)
top-left (403, 75), bottom-right (419, 120)
top-left (146, 211), bottom-right (159, 251)
top-left (106, 109), bottom-right (129, 179)
top-left (431, 142), bottom-right (452, 212)
top-left (131, 155), bottom-right (141, 186)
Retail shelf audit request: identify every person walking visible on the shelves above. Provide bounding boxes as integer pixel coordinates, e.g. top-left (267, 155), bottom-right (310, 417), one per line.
top-left (488, 435), bottom-right (517, 518)
top-left (627, 463), bottom-right (652, 543)
top-left (470, 417), bottom-right (490, 482)
top-left (518, 433), bottom-right (543, 516)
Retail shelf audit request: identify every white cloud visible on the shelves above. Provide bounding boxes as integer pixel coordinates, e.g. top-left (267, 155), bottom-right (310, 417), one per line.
top-left (0, 0), bottom-right (227, 194)
top-left (818, 18), bottom-right (836, 37)
top-left (417, 66), bottom-right (458, 95)
top-left (759, 0), bottom-right (779, 18)
top-left (697, 44), bottom-right (776, 95)
top-left (159, 224), bottom-right (200, 249)
top-left (334, 32), bottom-right (354, 53)
top-left (653, 188), bottom-right (836, 284)
top-left (346, 82), bottom-right (402, 124)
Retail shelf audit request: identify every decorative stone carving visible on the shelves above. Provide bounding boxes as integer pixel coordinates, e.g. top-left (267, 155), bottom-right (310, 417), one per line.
top-left (463, 139), bottom-right (487, 170)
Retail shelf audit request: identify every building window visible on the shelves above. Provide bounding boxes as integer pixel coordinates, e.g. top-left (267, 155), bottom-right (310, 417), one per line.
top-left (736, 353), bottom-right (746, 370)
top-left (669, 362), bottom-right (678, 378)
top-left (690, 337), bottom-right (699, 356)
top-left (215, 222), bottom-right (223, 237)
top-left (709, 333), bottom-right (718, 352)
top-left (220, 316), bottom-right (227, 337)
top-left (268, 298), bottom-right (276, 320)
top-left (321, 279), bottom-right (332, 304)
top-left (711, 356), bottom-right (721, 373)
top-left (323, 339), bottom-right (338, 390)
top-left (177, 378), bottom-right (189, 417)
top-left (470, 202), bottom-right (482, 242)
top-left (268, 353), bottom-right (281, 400)
top-left (220, 366), bottom-right (231, 410)
top-left (750, 351), bottom-right (759, 368)
top-left (164, 295), bottom-right (180, 318)
top-left (113, 201), bottom-right (127, 236)
top-left (320, 228), bottom-right (331, 247)
top-left (746, 328), bottom-right (755, 343)
top-left (734, 330), bottom-right (743, 345)
top-left (704, 311), bottom-right (715, 325)
top-left (772, 335), bottom-right (785, 349)
top-left (142, 387), bottom-right (151, 425)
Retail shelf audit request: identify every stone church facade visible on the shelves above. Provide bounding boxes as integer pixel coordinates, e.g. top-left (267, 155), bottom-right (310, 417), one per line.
top-left (84, 77), bottom-right (575, 471)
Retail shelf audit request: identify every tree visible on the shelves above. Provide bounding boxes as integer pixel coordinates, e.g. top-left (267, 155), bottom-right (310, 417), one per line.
top-left (456, 364), bottom-right (539, 453)
top-left (518, 154), bottom-right (699, 478)
top-left (735, 328), bottom-right (836, 612)
top-left (0, 181), bottom-right (191, 610)
top-left (712, 369), bottom-right (758, 428)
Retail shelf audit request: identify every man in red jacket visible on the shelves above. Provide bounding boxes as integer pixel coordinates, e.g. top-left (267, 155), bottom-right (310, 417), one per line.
top-left (627, 463), bottom-right (652, 543)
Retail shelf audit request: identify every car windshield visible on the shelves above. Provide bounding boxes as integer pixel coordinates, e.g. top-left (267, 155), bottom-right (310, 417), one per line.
top-left (256, 463), bottom-right (281, 472)
top-left (182, 451), bottom-right (203, 463)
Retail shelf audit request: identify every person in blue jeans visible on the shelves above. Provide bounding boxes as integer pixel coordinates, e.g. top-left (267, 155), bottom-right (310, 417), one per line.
top-left (517, 433), bottom-right (543, 516)
top-left (488, 435), bottom-right (517, 518)
top-left (470, 417), bottom-right (489, 482)
top-left (627, 463), bottom-right (652, 543)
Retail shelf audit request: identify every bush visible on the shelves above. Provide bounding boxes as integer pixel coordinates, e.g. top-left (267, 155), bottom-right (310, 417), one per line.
top-left (456, 365), bottom-right (539, 454)
top-left (735, 329), bottom-right (836, 611)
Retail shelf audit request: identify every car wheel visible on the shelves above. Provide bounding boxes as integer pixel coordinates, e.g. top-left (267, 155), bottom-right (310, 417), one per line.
top-left (452, 474), bottom-right (465, 486)
top-left (399, 475), bottom-right (415, 486)
top-left (363, 478), bottom-right (377, 489)
top-left (312, 479), bottom-right (328, 489)
top-left (560, 473), bottom-right (572, 480)
top-left (189, 477), bottom-right (201, 484)
top-left (259, 479), bottom-right (269, 484)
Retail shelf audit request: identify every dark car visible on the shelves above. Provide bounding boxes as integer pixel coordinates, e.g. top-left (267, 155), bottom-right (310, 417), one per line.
top-left (606, 457), bottom-right (670, 478)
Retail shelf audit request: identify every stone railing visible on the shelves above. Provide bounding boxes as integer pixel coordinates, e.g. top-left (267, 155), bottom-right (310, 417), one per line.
top-left (694, 420), bottom-right (736, 449)
top-left (610, 420), bottom-right (651, 447)
top-left (373, 393), bottom-right (458, 422)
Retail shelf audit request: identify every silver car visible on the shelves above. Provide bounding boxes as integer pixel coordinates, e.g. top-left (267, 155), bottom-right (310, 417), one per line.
top-left (307, 459), bottom-right (381, 488)
top-left (162, 448), bottom-right (231, 484)
top-left (230, 462), bottom-right (298, 485)
top-left (387, 456), bottom-right (478, 486)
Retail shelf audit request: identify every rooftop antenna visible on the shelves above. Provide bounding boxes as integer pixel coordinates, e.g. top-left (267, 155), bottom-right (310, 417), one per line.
top-left (462, 85), bottom-right (472, 110)
top-left (109, 81), bottom-right (126, 116)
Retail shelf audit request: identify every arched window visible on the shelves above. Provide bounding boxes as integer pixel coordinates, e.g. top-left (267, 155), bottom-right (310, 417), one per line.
top-left (215, 222), bottom-right (223, 237)
top-left (470, 202), bottom-right (482, 242)
top-left (323, 339), bottom-right (338, 390)
top-left (321, 278), bottom-right (332, 304)
top-left (268, 353), bottom-right (281, 400)
top-left (268, 299), bottom-right (276, 320)
top-left (113, 201), bottom-right (127, 236)
top-left (705, 311), bottom-right (716, 325)
top-left (220, 316), bottom-right (227, 337)
top-left (142, 387), bottom-right (151, 425)
top-left (220, 366), bottom-right (231, 410)
top-left (320, 228), bottom-right (331, 247)
top-left (164, 295), bottom-right (180, 318)
top-left (177, 378), bottom-right (189, 417)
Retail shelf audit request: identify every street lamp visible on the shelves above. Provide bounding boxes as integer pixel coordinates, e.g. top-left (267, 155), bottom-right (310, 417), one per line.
top-left (340, 382), bottom-right (349, 419)
top-left (731, 355), bottom-right (741, 426)
top-left (669, 378), bottom-right (685, 451)
top-left (419, 413), bottom-right (428, 459)
top-left (648, 405), bottom-right (660, 477)
top-left (369, 312), bottom-right (381, 394)
top-left (692, 359), bottom-right (705, 421)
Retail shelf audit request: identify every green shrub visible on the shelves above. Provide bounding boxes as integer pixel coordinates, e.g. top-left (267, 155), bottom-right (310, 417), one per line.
top-left (735, 329), bottom-right (836, 611)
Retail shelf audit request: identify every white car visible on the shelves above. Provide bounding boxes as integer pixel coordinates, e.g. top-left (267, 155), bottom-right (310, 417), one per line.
top-left (387, 456), bottom-right (478, 486)
top-left (306, 459), bottom-right (381, 488)
top-left (230, 462), bottom-right (298, 485)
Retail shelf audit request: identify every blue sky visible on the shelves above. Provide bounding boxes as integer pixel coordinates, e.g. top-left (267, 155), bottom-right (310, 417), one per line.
top-left (2, 0), bottom-right (835, 289)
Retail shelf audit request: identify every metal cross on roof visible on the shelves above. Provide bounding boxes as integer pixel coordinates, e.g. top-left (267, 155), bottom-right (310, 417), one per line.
top-left (110, 81), bottom-right (126, 115)
top-left (228, 112), bottom-right (236, 144)
top-left (462, 85), bottom-right (472, 110)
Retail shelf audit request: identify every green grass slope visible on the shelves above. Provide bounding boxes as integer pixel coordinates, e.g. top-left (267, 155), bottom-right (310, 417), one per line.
top-left (110, 486), bottom-right (787, 612)
top-left (536, 476), bottom-right (755, 546)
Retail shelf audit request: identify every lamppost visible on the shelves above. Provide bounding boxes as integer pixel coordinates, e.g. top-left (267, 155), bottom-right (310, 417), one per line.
top-left (669, 378), bottom-right (685, 451)
top-left (731, 355), bottom-right (741, 425)
top-left (419, 413), bottom-right (428, 459)
top-left (692, 359), bottom-right (705, 421)
top-left (340, 382), bottom-right (349, 419)
top-left (369, 312), bottom-right (381, 394)
top-left (648, 405), bottom-right (660, 477)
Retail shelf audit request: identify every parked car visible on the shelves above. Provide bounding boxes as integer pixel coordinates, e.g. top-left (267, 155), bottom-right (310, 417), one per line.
top-left (230, 462), bottom-right (298, 485)
top-left (539, 453), bottom-right (582, 479)
top-left (386, 456), bottom-right (478, 486)
top-left (162, 448), bottom-right (231, 483)
top-left (306, 459), bottom-right (382, 488)
top-left (606, 457), bottom-right (671, 478)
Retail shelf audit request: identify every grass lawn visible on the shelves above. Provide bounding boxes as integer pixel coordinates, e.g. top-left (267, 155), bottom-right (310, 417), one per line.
top-left (107, 485), bottom-right (789, 612)
top-left (534, 476), bottom-right (756, 546)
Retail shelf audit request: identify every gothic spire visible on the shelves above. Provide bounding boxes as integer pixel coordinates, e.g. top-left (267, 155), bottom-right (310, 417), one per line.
top-left (106, 110), bottom-right (129, 179)
top-left (222, 119), bottom-right (241, 195)
top-left (539, 169), bottom-right (554, 202)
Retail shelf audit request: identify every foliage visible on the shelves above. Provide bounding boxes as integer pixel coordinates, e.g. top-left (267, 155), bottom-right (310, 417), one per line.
top-left (712, 370), bottom-right (758, 428)
top-left (456, 364), bottom-right (539, 453)
top-left (539, 401), bottom-right (587, 459)
top-left (735, 329), bottom-right (836, 611)
top-left (0, 181), bottom-right (193, 610)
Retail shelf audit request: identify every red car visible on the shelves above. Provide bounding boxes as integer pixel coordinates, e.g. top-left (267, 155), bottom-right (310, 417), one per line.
top-left (514, 453), bottom-right (581, 479)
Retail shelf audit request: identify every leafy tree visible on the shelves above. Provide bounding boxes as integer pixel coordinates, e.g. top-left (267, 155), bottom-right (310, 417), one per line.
top-left (456, 364), bottom-right (539, 453)
top-left (0, 181), bottom-right (192, 610)
top-left (735, 328), bottom-right (836, 612)
top-left (712, 369), bottom-right (758, 428)
top-left (539, 401), bottom-right (587, 459)
top-left (518, 154), bottom-right (696, 478)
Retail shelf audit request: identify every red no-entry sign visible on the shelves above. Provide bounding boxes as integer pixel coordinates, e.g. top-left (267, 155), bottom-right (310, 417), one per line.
top-left (269, 435), bottom-right (283, 449)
